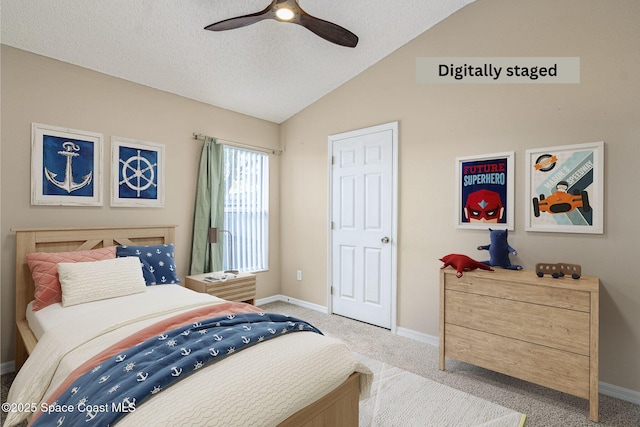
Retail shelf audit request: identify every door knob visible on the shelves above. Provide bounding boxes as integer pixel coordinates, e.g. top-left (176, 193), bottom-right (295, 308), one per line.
top-left (381, 236), bottom-right (390, 244)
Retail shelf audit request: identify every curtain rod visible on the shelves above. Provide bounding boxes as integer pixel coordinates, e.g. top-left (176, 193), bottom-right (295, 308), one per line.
top-left (192, 133), bottom-right (282, 155)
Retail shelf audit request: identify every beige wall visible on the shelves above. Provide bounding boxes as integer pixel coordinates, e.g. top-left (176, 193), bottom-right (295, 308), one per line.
top-left (0, 46), bottom-right (281, 363)
top-left (279, 0), bottom-right (640, 392)
top-left (2, 0), bottom-right (640, 396)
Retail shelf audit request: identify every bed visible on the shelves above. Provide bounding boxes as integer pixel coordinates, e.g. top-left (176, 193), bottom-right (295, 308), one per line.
top-left (7, 225), bottom-right (371, 427)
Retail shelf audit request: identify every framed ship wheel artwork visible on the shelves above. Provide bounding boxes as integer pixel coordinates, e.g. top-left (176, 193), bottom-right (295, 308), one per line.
top-left (111, 136), bottom-right (165, 208)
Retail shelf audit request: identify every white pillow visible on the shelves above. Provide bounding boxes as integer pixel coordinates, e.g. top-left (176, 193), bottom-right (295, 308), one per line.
top-left (58, 256), bottom-right (146, 307)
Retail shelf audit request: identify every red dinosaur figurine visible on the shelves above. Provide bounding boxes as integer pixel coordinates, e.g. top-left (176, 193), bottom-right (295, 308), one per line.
top-left (440, 253), bottom-right (494, 278)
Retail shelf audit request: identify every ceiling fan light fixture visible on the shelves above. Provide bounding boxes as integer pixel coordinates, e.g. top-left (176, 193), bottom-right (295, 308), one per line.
top-left (205, 1), bottom-right (359, 48)
top-left (275, 7), bottom-right (295, 21)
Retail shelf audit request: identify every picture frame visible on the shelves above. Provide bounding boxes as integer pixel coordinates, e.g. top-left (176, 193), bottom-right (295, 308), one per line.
top-left (111, 136), bottom-right (165, 208)
top-left (456, 151), bottom-right (514, 230)
top-left (31, 123), bottom-right (103, 206)
top-left (525, 141), bottom-right (604, 234)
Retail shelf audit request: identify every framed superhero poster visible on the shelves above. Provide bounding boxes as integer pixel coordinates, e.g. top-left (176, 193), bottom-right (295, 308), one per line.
top-left (31, 123), bottom-right (103, 206)
top-left (111, 136), bottom-right (165, 208)
top-left (456, 151), bottom-right (514, 230)
top-left (525, 142), bottom-right (604, 234)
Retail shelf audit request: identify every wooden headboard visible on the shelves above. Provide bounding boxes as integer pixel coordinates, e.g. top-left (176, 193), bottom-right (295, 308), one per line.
top-left (12, 225), bottom-right (177, 370)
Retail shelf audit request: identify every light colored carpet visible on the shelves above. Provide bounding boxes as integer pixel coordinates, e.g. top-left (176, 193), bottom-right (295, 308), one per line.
top-left (357, 354), bottom-right (526, 427)
top-left (259, 301), bottom-right (640, 426)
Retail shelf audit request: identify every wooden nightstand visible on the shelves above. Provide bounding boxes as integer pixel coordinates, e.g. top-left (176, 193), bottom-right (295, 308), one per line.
top-left (185, 272), bottom-right (256, 304)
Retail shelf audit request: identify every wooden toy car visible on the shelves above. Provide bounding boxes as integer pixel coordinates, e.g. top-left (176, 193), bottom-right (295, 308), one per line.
top-left (536, 262), bottom-right (581, 279)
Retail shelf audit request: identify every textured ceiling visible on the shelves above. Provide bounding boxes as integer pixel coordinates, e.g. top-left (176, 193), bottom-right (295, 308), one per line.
top-left (1, 0), bottom-right (474, 123)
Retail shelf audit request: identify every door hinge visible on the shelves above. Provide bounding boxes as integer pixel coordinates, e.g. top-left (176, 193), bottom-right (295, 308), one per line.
top-left (330, 286), bottom-right (334, 295)
top-left (331, 221), bottom-right (334, 230)
top-left (331, 156), bottom-right (335, 165)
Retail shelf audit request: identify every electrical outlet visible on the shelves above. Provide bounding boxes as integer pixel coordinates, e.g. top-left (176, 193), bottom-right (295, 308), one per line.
top-left (296, 270), bottom-right (303, 281)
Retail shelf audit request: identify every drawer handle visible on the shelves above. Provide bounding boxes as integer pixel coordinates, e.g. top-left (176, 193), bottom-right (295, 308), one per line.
top-left (457, 281), bottom-right (472, 286)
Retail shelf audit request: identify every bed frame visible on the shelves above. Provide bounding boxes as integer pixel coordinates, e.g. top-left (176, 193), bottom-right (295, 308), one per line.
top-left (13, 225), bottom-right (360, 427)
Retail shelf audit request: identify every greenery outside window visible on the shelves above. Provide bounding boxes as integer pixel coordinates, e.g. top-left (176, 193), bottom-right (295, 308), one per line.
top-left (222, 146), bottom-right (269, 272)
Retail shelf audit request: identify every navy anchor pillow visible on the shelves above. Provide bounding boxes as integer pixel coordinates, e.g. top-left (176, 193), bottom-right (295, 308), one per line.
top-left (116, 244), bottom-right (180, 285)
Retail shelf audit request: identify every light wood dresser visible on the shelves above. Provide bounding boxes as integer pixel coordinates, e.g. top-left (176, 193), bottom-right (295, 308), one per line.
top-left (439, 267), bottom-right (600, 422)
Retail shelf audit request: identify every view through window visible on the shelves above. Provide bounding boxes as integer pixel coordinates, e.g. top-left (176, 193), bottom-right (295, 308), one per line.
top-left (222, 146), bottom-right (269, 272)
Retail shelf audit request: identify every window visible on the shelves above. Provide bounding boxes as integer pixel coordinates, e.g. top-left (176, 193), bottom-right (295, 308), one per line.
top-left (222, 146), bottom-right (269, 272)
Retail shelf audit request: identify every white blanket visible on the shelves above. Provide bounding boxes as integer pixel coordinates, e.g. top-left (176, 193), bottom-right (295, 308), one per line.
top-left (26, 284), bottom-right (223, 339)
top-left (4, 286), bottom-right (372, 427)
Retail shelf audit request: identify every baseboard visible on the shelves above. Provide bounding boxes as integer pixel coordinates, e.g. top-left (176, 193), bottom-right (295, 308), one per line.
top-left (254, 294), bottom-right (283, 306)
top-left (1, 360), bottom-right (15, 375)
top-left (256, 294), bottom-right (328, 313)
top-left (396, 326), bottom-right (440, 347)
top-left (599, 381), bottom-right (640, 405)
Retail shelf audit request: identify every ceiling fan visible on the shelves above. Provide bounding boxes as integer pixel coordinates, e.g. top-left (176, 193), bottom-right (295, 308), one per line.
top-left (205, 0), bottom-right (359, 48)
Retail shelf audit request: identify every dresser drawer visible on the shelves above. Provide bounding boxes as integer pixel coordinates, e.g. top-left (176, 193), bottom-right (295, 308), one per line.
top-left (185, 274), bottom-right (256, 303)
top-left (203, 279), bottom-right (256, 302)
top-left (445, 289), bottom-right (590, 355)
top-left (445, 324), bottom-right (590, 399)
top-left (443, 271), bottom-right (591, 312)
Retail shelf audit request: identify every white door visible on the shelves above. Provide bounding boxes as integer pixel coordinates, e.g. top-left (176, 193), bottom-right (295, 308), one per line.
top-left (329, 122), bottom-right (397, 329)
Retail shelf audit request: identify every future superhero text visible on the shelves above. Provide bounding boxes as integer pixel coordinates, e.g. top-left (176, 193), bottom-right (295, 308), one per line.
top-left (462, 163), bottom-right (506, 186)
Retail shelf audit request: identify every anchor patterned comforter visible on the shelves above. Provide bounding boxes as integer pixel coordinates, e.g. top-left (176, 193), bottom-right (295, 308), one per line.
top-left (4, 288), bottom-right (372, 427)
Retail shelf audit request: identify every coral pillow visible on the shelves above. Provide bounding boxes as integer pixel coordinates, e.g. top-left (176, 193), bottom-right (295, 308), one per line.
top-left (26, 246), bottom-right (116, 311)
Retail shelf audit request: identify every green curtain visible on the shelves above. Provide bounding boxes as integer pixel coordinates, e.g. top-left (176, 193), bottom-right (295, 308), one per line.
top-left (190, 139), bottom-right (224, 274)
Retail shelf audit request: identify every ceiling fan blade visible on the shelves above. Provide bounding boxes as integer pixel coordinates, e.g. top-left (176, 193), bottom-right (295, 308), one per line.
top-left (298, 14), bottom-right (358, 48)
top-left (204, 0), bottom-right (359, 48)
top-left (205, 3), bottom-right (276, 32)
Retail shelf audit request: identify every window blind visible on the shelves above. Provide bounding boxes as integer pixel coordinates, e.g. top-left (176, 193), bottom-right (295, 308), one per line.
top-left (223, 146), bottom-right (269, 272)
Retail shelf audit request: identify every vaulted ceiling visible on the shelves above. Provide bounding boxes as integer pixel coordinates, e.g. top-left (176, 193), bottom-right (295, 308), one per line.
top-left (1, 1), bottom-right (475, 123)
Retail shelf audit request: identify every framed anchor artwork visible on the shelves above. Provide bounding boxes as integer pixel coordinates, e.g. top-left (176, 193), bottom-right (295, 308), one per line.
top-left (31, 123), bottom-right (103, 206)
top-left (111, 136), bottom-right (165, 208)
